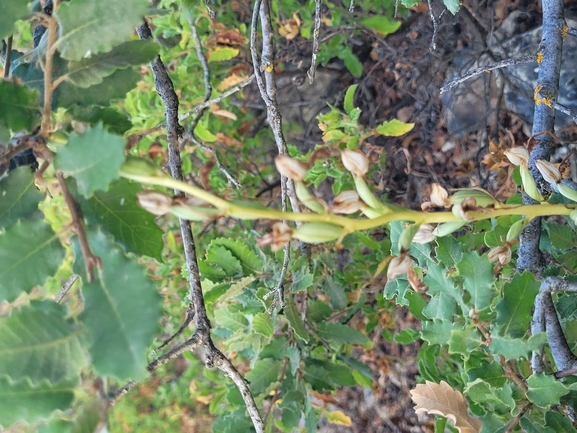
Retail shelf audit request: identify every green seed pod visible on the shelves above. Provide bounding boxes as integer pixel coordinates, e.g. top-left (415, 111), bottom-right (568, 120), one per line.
top-left (120, 157), bottom-right (168, 180)
top-left (506, 217), bottom-right (530, 242)
top-left (520, 166), bottom-right (544, 202)
top-left (432, 221), bottom-right (466, 237)
top-left (296, 182), bottom-right (326, 214)
top-left (292, 223), bottom-right (345, 244)
top-left (398, 223), bottom-right (420, 251)
top-left (361, 206), bottom-right (387, 219)
top-left (450, 189), bottom-right (498, 208)
top-left (354, 176), bottom-right (386, 212)
top-left (570, 210), bottom-right (577, 225)
top-left (558, 183), bottom-right (577, 203)
top-left (169, 204), bottom-right (222, 221)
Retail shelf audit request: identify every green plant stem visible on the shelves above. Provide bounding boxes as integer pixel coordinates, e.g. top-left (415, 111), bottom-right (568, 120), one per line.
top-left (121, 171), bottom-right (576, 233)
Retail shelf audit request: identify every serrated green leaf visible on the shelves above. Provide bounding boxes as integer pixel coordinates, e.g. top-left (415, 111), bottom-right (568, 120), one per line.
top-left (310, 359), bottom-right (355, 387)
top-left (214, 308), bottom-right (249, 330)
top-left (519, 417), bottom-right (555, 433)
top-left (544, 411), bottom-right (577, 432)
top-left (375, 119), bottom-right (414, 137)
top-left (343, 84), bottom-right (358, 114)
top-left (338, 46), bottom-right (363, 78)
top-left (0, 0), bottom-right (29, 40)
top-left (302, 364), bottom-right (333, 392)
top-left (0, 301), bottom-right (87, 384)
top-left (456, 252), bottom-right (496, 310)
top-left (544, 222), bottom-right (577, 250)
top-left (284, 296), bottom-right (309, 343)
top-left (400, 0), bottom-right (420, 7)
top-left (420, 320), bottom-right (454, 345)
top-left (67, 106), bottom-right (132, 135)
top-left (198, 261), bottom-right (228, 282)
top-left (495, 271), bottom-right (540, 338)
top-left (246, 358), bottom-right (281, 394)
top-left (73, 229), bottom-right (161, 380)
top-left (0, 376), bottom-right (77, 429)
top-left (0, 220), bottom-right (65, 302)
top-left (74, 178), bottom-right (163, 260)
top-left (210, 238), bottom-right (263, 274)
top-left (448, 327), bottom-right (482, 355)
top-left (434, 236), bottom-right (463, 266)
top-left (193, 122), bottom-right (217, 142)
top-left (443, 0), bottom-right (460, 14)
top-left (208, 47), bottom-right (239, 63)
top-left (464, 380), bottom-right (515, 413)
top-left (59, 68), bottom-right (140, 108)
top-left (0, 167), bottom-right (44, 228)
top-left (290, 268), bottom-right (313, 293)
top-left (64, 40), bottom-right (159, 88)
top-left (361, 16), bottom-right (401, 36)
top-left (37, 418), bottom-right (72, 433)
top-left (422, 292), bottom-right (457, 320)
top-left (527, 374), bottom-right (571, 406)
top-left (306, 301), bottom-right (332, 323)
top-left (206, 245), bottom-right (243, 277)
top-left (54, 124), bottom-right (125, 198)
top-left (252, 312), bottom-right (273, 337)
top-left (322, 277), bottom-right (347, 309)
top-left (70, 399), bottom-right (105, 433)
top-left (489, 334), bottom-right (547, 360)
top-left (0, 81), bottom-right (40, 141)
top-left (220, 275), bottom-right (256, 301)
top-left (212, 409), bottom-right (254, 433)
top-left (56, 0), bottom-right (149, 61)
top-left (316, 322), bottom-right (371, 347)
top-left (423, 263), bottom-right (468, 313)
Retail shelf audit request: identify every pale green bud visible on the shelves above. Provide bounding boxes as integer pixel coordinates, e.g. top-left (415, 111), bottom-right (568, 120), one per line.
top-left (120, 157), bottom-right (168, 181)
top-left (292, 223), bottom-right (345, 244)
top-left (432, 221), bottom-right (466, 237)
top-left (361, 206), bottom-right (387, 219)
top-left (558, 183), bottom-right (577, 203)
top-left (398, 223), bottom-right (420, 251)
top-left (354, 176), bottom-right (386, 212)
top-left (296, 182), bottom-right (326, 213)
top-left (506, 217), bottom-right (530, 242)
top-left (570, 210), bottom-right (577, 225)
top-left (520, 166), bottom-right (544, 201)
top-left (169, 197), bottom-right (222, 220)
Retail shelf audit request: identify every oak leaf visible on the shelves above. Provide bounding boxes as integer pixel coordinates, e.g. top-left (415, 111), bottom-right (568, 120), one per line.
top-left (410, 381), bottom-right (482, 433)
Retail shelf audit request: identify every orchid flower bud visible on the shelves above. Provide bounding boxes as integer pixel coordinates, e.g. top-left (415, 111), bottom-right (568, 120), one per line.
top-left (257, 222), bottom-right (294, 251)
top-left (535, 160), bottom-right (561, 184)
top-left (275, 155), bottom-right (308, 182)
top-left (387, 254), bottom-right (413, 280)
top-left (430, 183), bottom-right (450, 207)
top-left (398, 223), bottom-right (420, 251)
top-left (331, 190), bottom-right (365, 214)
top-left (433, 221), bottom-right (466, 237)
top-left (487, 244), bottom-right (512, 265)
top-left (413, 224), bottom-right (436, 244)
top-left (558, 183), bottom-right (577, 203)
top-left (295, 182), bottom-right (326, 213)
top-left (120, 157), bottom-right (169, 181)
top-left (504, 147), bottom-right (529, 167)
top-left (520, 166), bottom-right (544, 202)
top-left (506, 217), bottom-right (530, 242)
top-left (341, 149), bottom-right (369, 177)
top-left (137, 190), bottom-right (173, 215)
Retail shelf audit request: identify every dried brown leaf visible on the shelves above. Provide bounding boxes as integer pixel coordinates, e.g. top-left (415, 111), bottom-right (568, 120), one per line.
top-left (410, 381), bottom-right (482, 433)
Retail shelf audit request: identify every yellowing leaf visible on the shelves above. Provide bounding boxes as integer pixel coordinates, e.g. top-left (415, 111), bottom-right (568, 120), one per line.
top-left (278, 13), bottom-right (301, 40)
top-left (216, 73), bottom-right (248, 91)
top-left (375, 119), bottom-right (415, 137)
top-left (325, 410), bottom-right (352, 426)
top-left (410, 381), bottom-right (482, 433)
top-left (212, 109), bottom-right (237, 120)
top-left (208, 47), bottom-right (239, 63)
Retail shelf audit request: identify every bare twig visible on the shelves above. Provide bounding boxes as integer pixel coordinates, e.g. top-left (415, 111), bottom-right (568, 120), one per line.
top-left (55, 275), bottom-right (78, 303)
top-left (518, 0), bottom-right (564, 275)
top-left (134, 20), bottom-right (264, 432)
top-left (440, 55), bottom-right (537, 94)
top-left (179, 75), bottom-right (255, 122)
top-left (552, 101), bottom-right (577, 124)
top-left (307, 0), bottom-right (322, 84)
top-left (153, 304), bottom-right (195, 354)
top-left (183, 16), bottom-right (241, 188)
top-left (348, 0), bottom-right (354, 12)
top-left (56, 171), bottom-right (100, 281)
top-left (504, 404), bottom-right (530, 433)
top-left (251, 0), bottom-right (302, 308)
top-left (3, 36), bottom-right (12, 78)
top-left (427, 0), bottom-right (438, 51)
top-left (569, 27), bottom-right (577, 38)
